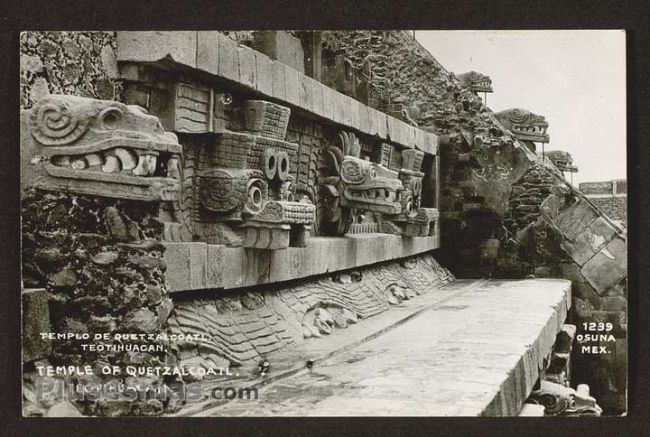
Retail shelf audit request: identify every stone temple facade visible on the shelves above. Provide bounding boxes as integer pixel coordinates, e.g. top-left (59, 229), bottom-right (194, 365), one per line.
top-left (20, 31), bottom-right (626, 416)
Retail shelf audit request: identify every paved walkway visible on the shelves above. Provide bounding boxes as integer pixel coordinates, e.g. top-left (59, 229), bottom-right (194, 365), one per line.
top-left (191, 279), bottom-right (571, 417)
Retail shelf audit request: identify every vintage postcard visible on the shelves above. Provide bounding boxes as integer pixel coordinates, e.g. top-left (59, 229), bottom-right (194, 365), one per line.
top-left (20, 30), bottom-right (626, 417)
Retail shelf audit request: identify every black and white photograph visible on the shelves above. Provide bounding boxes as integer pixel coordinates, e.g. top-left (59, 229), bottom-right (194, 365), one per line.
top-left (19, 29), bottom-right (626, 417)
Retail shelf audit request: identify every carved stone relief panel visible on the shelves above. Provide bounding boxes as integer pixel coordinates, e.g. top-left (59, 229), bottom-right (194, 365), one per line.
top-left (118, 66), bottom-right (439, 244)
top-left (181, 99), bottom-right (315, 249)
top-left (318, 131), bottom-right (437, 237)
top-left (21, 94), bottom-right (183, 202)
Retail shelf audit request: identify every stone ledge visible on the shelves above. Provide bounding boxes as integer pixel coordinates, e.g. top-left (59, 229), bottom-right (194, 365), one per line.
top-left (163, 233), bottom-right (441, 293)
top-left (115, 31), bottom-right (438, 155)
top-left (180, 279), bottom-right (571, 416)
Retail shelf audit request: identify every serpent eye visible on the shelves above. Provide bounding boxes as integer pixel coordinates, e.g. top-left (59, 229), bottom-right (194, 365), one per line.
top-left (99, 108), bottom-right (123, 130)
top-left (340, 159), bottom-right (364, 184)
top-left (369, 166), bottom-right (377, 179)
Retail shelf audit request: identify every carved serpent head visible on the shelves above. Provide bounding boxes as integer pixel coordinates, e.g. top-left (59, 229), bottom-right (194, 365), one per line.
top-left (544, 150), bottom-right (578, 173)
top-left (319, 132), bottom-right (403, 236)
top-left (22, 94), bottom-right (182, 202)
top-left (457, 71), bottom-right (493, 93)
top-left (495, 108), bottom-right (550, 143)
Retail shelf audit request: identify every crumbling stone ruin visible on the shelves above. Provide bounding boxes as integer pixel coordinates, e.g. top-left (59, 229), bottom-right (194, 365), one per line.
top-left (20, 30), bottom-right (626, 416)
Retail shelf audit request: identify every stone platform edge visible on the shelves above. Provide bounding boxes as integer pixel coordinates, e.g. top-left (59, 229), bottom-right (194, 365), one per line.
top-left (115, 31), bottom-right (438, 155)
top-left (484, 279), bottom-right (572, 416)
top-left (163, 233), bottom-right (440, 293)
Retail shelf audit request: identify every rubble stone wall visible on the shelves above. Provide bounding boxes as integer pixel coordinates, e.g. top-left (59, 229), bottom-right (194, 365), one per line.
top-left (21, 190), bottom-right (176, 416)
top-left (20, 31), bottom-right (120, 109)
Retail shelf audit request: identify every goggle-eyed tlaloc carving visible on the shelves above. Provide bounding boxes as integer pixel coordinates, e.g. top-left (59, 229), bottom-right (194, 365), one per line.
top-left (192, 100), bottom-right (315, 249)
top-left (21, 95), bottom-right (183, 202)
top-left (495, 108), bottom-right (550, 144)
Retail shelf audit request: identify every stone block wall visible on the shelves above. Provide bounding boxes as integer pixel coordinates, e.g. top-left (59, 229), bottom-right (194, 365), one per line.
top-left (579, 179), bottom-right (627, 225)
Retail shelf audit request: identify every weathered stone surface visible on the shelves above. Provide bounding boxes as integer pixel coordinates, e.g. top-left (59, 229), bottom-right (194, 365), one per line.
top-left (100, 43), bottom-right (118, 79)
top-left (574, 297), bottom-right (595, 318)
top-left (572, 281), bottom-right (601, 308)
top-left (92, 251), bottom-right (119, 265)
top-left (237, 45), bottom-right (257, 89)
top-left (560, 227), bottom-right (604, 266)
top-left (196, 31), bottom-right (220, 75)
top-left (104, 206), bottom-right (129, 240)
top-left (163, 234), bottom-right (439, 293)
top-left (113, 31), bottom-right (438, 154)
top-left (127, 254), bottom-right (163, 270)
top-left (34, 247), bottom-right (64, 264)
top-left (600, 295), bottom-right (627, 312)
top-left (255, 50), bottom-right (273, 95)
top-left (589, 216), bottom-right (619, 242)
top-left (188, 279), bottom-right (568, 417)
top-left (217, 33), bottom-right (239, 81)
top-left (22, 289), bottom-right (52, 362)
top-left (284, 64), bottom-right (300, 106)
top-left (21, 54), bottom-right (44, 74)
top-left (21, 31), bottom-right (118, 109)
top-left (30, 77), bottom-right (50, 103)
top-left (86, 314), bottom-right (115, 332)
top-left (116, 31), bottom-right (197, 67)
top-left (298, 74), bottom-right (314, 113)
top-left (322, 85), bottom-right (334, 121)
top-left (252, 31), bottom-right (304, 74)
top-left (146, 285), bottom-right (163, 305)
top-left (156, 298), bottom-right (174, 325)
top-left (271, 60), bottom-right (286, 100)
top-left (554, 199), bottom-right (599, 241)
top-left (580, 236), bottom-right (626, 294)
top-left (95, 400), bottom-right (133, 417)
top-left (121, 308), bottom-right (160, 333)
top-left (161, 242), bottom-right (207, 292)
top-left (559, 262), bottom-right (585, 284)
